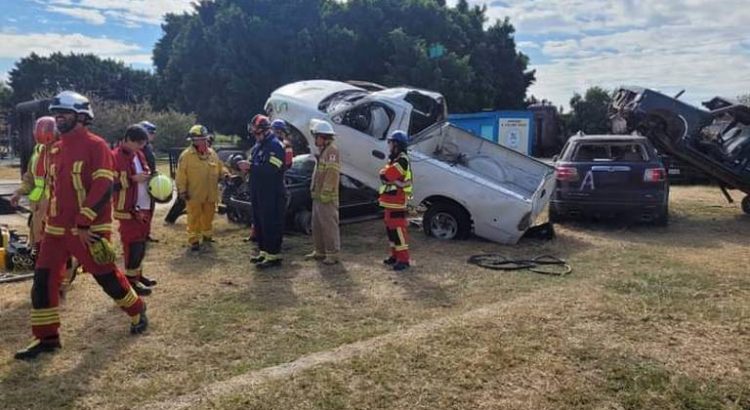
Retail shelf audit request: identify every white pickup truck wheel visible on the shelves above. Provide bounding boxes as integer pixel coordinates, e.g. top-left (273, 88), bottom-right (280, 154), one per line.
top-left (423, 202), bottom-right (471, 240)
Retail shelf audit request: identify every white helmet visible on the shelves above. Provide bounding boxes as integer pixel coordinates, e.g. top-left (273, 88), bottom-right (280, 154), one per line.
top-left (49, 91), bottom-right (94, 120)
top-left (309, 118), bottom-right (335, 137)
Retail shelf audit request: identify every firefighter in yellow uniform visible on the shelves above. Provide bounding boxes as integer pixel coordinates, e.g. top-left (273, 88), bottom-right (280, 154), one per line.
top-left (305, 119), bottom-right (341, 265)
top-left (176, 125), bottom-right (227, 251)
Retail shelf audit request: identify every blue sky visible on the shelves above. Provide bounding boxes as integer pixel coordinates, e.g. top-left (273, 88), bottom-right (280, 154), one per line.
top-left (2, 0), bottom-right (749, 109)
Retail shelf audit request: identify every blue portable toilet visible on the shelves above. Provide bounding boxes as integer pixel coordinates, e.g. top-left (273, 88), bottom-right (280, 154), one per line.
top-left (448, 111), bottom-right (536, 156)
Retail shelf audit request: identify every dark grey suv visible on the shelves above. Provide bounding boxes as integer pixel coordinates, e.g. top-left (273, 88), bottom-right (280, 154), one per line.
top-left (550, 134), bottom-right (669, 225)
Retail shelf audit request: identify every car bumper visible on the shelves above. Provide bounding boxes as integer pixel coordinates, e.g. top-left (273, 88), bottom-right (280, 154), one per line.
top-left (551, 200), bottom-right (665, 221)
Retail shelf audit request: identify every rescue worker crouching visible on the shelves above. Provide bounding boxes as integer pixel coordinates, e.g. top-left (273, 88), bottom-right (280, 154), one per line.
top-left (238, 115), bottom-right (287, 269)
top-left (305, 119), bottom-right (341, 265)
top-left (176, 125), bottom-right (227, 252)
top-left (379, 130), bottom-right (413, 271)
top-left (113, 125), bottom-right (156, 295)
top-left (15, 91), bottom-right (148, 361)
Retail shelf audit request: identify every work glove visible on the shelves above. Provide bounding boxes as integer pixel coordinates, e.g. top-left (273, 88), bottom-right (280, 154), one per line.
top-left (89, 236), bottom-right (116, 265)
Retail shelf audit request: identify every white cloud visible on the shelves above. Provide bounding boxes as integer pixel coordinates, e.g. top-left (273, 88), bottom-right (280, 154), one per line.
top-left (42, 0), bottom-right (194, 27)
top-left (0, 32), bottom-right (150, 64)
top-left (448, 0), bottom-right (750, 108)
top-left (47, 5), bottom-right (106, 25)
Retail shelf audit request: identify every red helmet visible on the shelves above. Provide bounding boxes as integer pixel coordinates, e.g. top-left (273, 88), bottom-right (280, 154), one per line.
top-left (251, 114), bottom-right (271, 132)
top-left (34, 116), bottom-right (57, 144)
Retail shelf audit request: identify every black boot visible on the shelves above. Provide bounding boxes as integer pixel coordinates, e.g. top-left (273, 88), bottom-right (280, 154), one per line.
top-left (393, 261), bottom-right (410, 271)
top-left (129, 280), bottom-right (152, 296)
top-left (256, 256), bottom-right (282, 269)
top-left (250, 253), bottom-right (265, 263)
top-left (139, 275), bottom-right (157, 287)
top-left (14, 337), bottom-right (61, 360)
top-left (383, 256), bottom-right (397, 265)
top-left (130, 305), bottom-right (149, 335)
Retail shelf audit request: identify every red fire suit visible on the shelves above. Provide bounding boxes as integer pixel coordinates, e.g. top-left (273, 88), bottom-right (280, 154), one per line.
top-left (378, 151), bottom-right (413, 264)
top-left (30, 126), bottom-right (144, 341)
top-left (113, 146), bottom-right (151, 284)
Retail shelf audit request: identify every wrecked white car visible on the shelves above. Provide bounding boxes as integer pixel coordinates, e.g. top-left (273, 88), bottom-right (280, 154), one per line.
top-left (265, 80), bottom-right (555, 244)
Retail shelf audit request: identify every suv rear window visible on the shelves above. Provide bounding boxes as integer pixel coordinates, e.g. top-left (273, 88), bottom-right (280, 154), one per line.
top-left (570, 143), bottom-right (649, 162)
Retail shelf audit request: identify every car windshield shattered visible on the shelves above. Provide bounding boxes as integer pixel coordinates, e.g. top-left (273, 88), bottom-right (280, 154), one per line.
top-left (318, 89), bottom-right (369, 113)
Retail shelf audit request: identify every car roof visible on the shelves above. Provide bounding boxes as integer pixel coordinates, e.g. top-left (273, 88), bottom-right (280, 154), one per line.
top-left (568, 134), bottom-right (649, 143)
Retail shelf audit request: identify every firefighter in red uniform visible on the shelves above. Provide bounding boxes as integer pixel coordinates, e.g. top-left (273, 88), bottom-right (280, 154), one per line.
top-left (14, 91), bottom-right (148, 360)
top-left (113, 125), bottom-right (156, 296)
top-left (379, 130), bottom-right (413, 271)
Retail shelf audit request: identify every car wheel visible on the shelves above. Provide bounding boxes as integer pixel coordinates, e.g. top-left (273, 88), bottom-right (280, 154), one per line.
top-left (226, 207), bottom-right (242, 224)
top-left (548, 206), bottom-right (565, 224)
top-left (654, 204), bottom-right (669, 226)
top-left (294, 210), bottom-right (312, 235)
top-left (742, 195), bottom-right (750, 215)
top-left (423, 202), bottom-right (471, 240)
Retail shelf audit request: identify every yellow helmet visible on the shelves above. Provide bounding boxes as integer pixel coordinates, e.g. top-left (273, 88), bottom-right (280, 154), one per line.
top-left (188, 124), bottom-right (208, 139)
top-left (148, 174), bottom-right (174, 203)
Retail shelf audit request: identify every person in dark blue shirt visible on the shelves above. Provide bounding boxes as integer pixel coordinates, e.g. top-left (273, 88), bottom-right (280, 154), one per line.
top-left (239, 115), bottom-right (287, 268)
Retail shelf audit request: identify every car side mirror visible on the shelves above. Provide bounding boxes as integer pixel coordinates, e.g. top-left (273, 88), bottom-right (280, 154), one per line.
top-left (372, 150), bottom-right (386, 160)
top-left (552, 154), bottom-right (559, 162)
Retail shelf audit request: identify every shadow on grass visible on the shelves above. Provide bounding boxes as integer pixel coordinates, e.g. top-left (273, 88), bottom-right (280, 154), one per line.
top-left (391, 266), bottom-right (454, 308)
top-left (245, 263), bottom-right (301, 312)
top-left (317, 262), bottom-right (366, 304)
top-left (0, 309), bottom-right (138, 409)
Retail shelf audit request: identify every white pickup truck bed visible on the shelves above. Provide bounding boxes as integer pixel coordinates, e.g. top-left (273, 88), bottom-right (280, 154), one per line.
top-left (408, 122), bottom-right (555, 244)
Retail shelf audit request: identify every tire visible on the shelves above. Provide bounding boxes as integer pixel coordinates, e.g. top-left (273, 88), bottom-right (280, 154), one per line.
top-left (654, 203), bottom-right (669, 226)
top-left (423, 201), bottom-right (471, 240)
top-left (548, 205), bottom-right (565, 224)
top-left (742, 195), bottom-right (750, 215)
top-left (294, 209), bottom-right (312, 235)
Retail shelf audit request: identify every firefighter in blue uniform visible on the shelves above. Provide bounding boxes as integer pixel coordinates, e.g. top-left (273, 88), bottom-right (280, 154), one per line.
top-left (245, 115), bottom-right (287, 268)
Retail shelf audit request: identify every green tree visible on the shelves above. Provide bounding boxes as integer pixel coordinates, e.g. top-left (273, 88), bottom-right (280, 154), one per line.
top-left (154, 0), bottom-right (535, 134)
top-left (563, 87), bottom-right (613, 136)
top-left (88, 98), bottom-right (196, 151)
top-left (8, 53), bottom-right (154, 104)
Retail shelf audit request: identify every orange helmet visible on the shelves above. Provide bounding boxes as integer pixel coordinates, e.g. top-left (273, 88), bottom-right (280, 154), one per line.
top-left (34, 116), bottom-right (57, 144)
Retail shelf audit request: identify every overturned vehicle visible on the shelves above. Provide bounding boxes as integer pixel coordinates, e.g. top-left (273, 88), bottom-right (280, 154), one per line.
top-left (611, 86), bottom-right (750, 214)
top-left (221, 153), bottom-right (381, 233)
top-left (266, 80), bottom-right (555, 244)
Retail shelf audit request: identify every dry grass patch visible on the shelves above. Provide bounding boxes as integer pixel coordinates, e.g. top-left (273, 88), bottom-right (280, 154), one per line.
top-left (0, 181), bottom-right (748, 409)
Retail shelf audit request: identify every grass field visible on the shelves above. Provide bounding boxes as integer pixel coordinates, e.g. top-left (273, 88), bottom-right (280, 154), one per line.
top-left (0, 182), bottom-right (748, 409)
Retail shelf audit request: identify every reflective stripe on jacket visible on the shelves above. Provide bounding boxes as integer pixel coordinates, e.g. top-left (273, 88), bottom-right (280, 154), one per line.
top-left (175, 146), bottom-right (224, 203)
top-left (45, 127), bottom-right (115, 235)
top-left (311, 143), bottom-right (340, 205)
top-left (112, 146), bottom-right (151, 220)
top-left (378, 152), bottom-right (412, 209)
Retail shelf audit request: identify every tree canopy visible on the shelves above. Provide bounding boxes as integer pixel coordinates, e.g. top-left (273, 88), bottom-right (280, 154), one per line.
top-left (7, 52), bottom-right (155, 105)
top-left (563, 87), bottom-right (613, 136)
top-left (3, 0), bottom-right (536, 138)
top-left (153, 0), bottom-right (535, 135)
